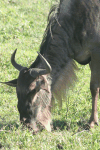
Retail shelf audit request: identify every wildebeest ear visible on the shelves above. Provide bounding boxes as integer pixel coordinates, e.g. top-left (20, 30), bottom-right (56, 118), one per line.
top-left (0, 79), bottom-right (17, 87)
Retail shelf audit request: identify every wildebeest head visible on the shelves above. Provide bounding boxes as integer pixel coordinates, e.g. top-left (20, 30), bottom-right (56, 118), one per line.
top-left (2, 49), bottom-right (52, 133)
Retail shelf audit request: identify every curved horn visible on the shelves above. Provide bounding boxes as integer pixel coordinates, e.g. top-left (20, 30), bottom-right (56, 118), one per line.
top-left (37, 52), bottom-right (52, 74)
top-left (29, 52), bottom-right (52, 78)
top-left (11, 49), bottom-right (24, 71)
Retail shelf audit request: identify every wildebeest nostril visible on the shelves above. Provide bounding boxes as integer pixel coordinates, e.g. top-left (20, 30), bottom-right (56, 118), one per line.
top-left (23, 117), bottom-right (27, 122)
top-left (20, 117), bottom-right (27, 123)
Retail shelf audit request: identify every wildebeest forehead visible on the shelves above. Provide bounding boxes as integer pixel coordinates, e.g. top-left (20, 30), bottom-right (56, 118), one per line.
top-left (17, 70), bottom-right (35, 91)
top-left (17, 73), bottom-right (50, 100)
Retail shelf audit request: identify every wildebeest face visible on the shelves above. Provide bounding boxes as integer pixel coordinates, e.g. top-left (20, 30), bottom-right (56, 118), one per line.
top-left (17, 68), bottom-right (52, 132)
top-left (2, 49), bottom-right (52, 132)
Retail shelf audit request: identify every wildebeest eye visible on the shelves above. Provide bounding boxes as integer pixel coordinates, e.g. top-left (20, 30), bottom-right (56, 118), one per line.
top-left (27, 89), bottom-right (36, 95)
top-left (29, 80), bottom-right (42, 93)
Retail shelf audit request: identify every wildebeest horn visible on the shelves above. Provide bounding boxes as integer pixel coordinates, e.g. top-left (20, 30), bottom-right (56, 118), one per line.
top-left (37, 52), bottom-right (52, 73)
top-left (11, 49), bottom-right (24, 71)
top-left (29, 52), bottom-right (52, 78)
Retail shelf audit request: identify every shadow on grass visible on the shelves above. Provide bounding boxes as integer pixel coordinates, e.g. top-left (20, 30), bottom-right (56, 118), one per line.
top-left (77, 120), bottom-right (90, 131)
top-left (52, 119), bottom-right (90, 132)
top-left (52, 120), bottom-right (70, 131)
top-left (0, 118), bottom-right (90, 133)
top-left (0, 143), bottom-right (3, 149)
top-left (0, 121), bottom-right (19, 131)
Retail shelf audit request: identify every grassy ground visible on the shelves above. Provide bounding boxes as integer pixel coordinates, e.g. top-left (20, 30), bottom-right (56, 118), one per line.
top-left (0, 0), bottom-right (100, 149)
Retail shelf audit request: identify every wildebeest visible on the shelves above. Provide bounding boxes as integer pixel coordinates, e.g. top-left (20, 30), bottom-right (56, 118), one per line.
top-left (1, 0), bottom-right (100, 132)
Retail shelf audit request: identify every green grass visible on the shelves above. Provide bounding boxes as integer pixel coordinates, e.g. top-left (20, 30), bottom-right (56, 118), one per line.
top-left (0, 0), bottom-right (100, 149)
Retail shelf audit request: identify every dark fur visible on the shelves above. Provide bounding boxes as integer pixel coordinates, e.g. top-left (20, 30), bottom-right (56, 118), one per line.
top-left (30, 0), bottom-right (100, 103)
top-left (2, 0), bottom-right (100, 131)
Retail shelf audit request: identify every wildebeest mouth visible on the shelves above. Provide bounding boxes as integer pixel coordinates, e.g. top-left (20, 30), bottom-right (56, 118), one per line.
top-left (20, 113), bottom-right (52, 134)
top-left (20, 118), bottom-right (40, 133)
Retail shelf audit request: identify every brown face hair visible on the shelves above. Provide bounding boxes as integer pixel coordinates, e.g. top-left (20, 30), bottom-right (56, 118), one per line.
top-left (1, 49), bottom-right (52, 132)
top-left (17, 69), bottom-right (52, 132)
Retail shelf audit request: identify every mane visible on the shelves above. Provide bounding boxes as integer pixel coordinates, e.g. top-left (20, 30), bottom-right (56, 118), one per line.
top-left (30, 0), bottom-right (78, 107)
top-left (39, 3), bottom-right (60, 54)
top-left (30, 2), bottom-right (60, 66)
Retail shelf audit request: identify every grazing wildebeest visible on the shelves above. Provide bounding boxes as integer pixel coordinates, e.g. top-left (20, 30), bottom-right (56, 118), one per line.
top-left (1, 0), bottom-right (100, 132)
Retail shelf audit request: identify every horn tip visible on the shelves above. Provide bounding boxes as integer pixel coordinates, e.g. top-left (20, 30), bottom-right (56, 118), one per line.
top-left (14, 48), bottom-right (17, 54)
top-left (12, 49), bottom-right (17, 57)
top-left (37, 51), bottom-right (41, 56)
top-left (37, 52), bottom-right (44, 59)
top-left (37, 52), bottom-right (52, 73)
